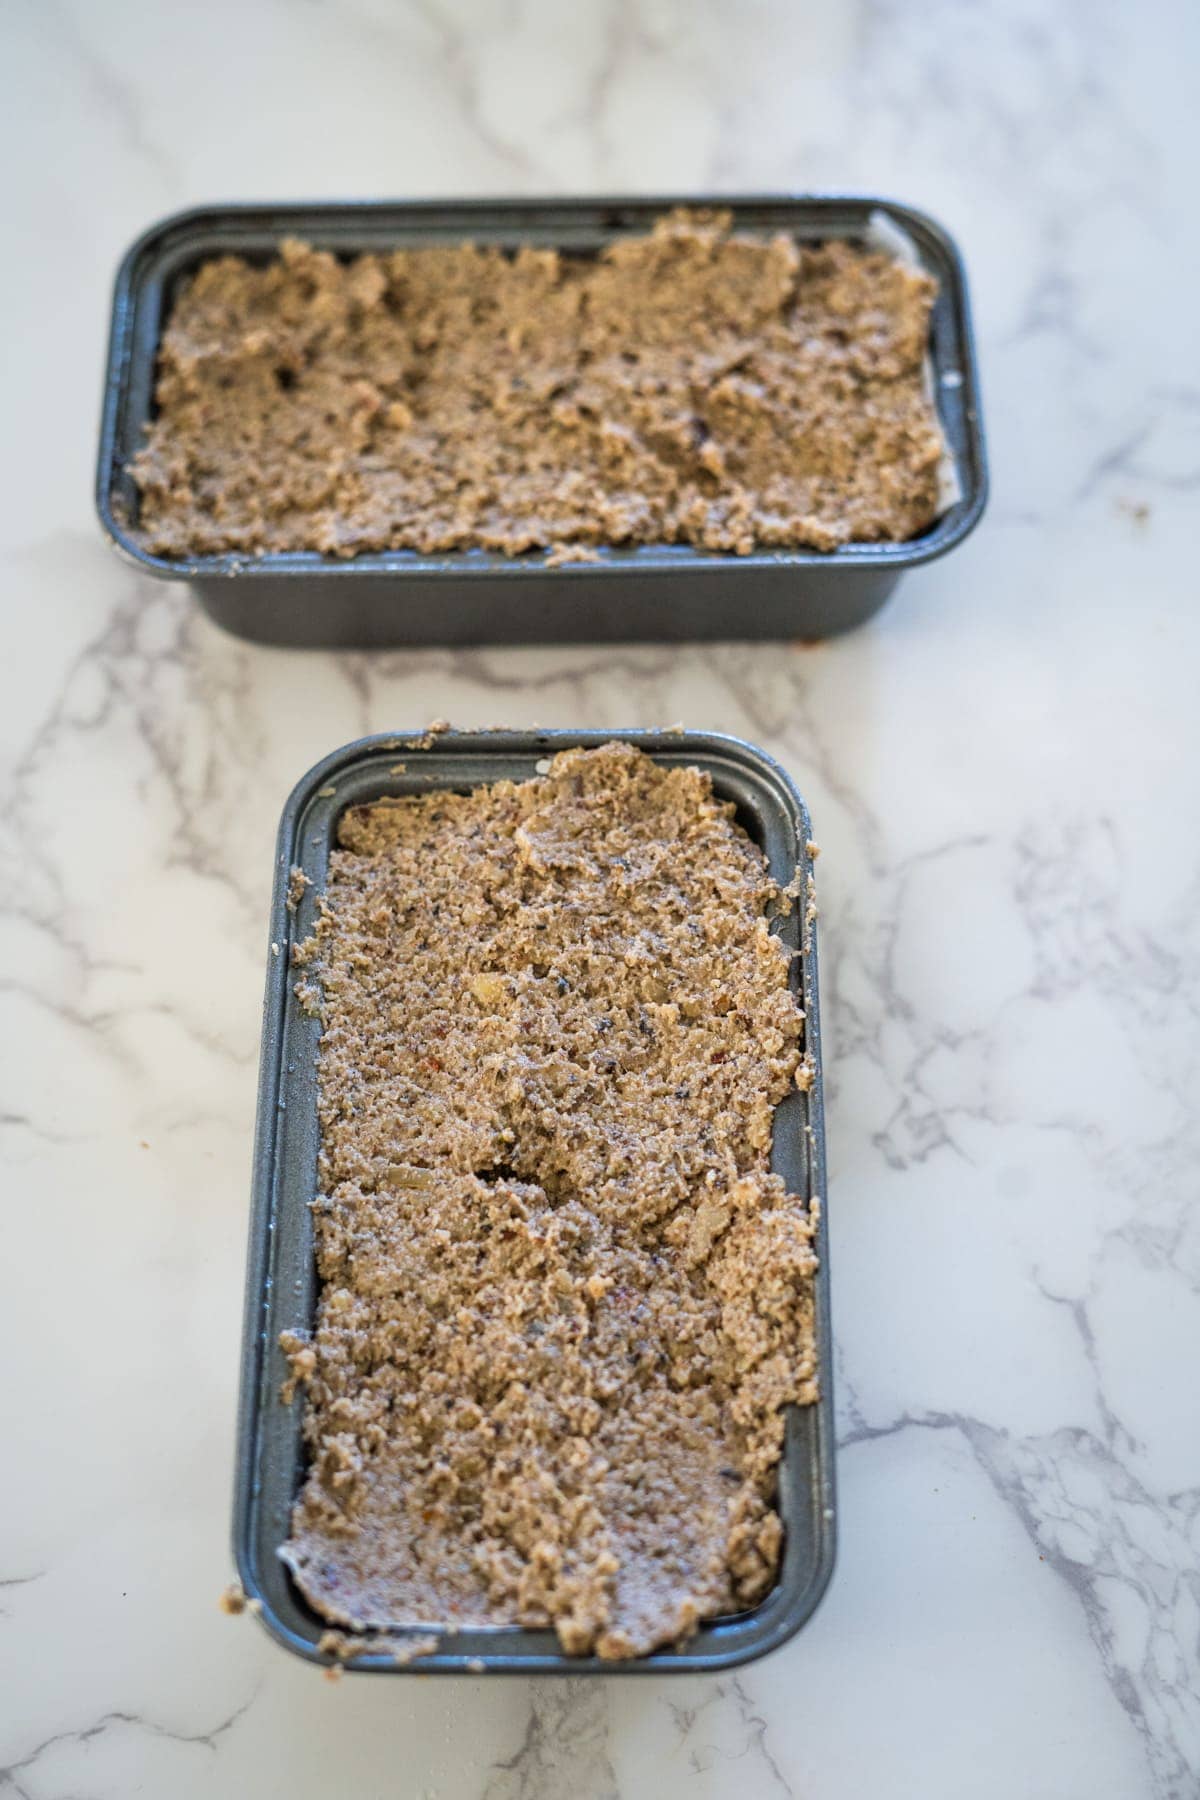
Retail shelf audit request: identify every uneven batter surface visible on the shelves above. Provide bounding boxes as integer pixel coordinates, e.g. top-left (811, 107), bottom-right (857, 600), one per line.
top-left (281, 743), bottom-right (819, 1658)
top-left (133, 210), bottom-right (945, 560)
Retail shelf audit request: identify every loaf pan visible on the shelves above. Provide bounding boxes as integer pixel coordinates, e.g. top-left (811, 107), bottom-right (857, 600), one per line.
top-left (97, 196), bottom-right (987, 646)
top-left (234, 728), bottom-right (834, 1672)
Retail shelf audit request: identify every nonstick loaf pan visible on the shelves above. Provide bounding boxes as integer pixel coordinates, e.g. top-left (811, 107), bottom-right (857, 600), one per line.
top-left (234, 728), bottom-right (835, 1673)
top-left (96, 196), bottom-right (987, 647)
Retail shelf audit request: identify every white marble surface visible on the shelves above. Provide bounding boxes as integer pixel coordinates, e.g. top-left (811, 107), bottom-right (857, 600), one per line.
top-left (3, 0), bottom-right (1198, 1794)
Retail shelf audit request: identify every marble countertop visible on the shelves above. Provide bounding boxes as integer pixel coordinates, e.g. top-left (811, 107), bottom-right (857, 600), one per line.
top-left (3, 1), bottom-right (1197, 1795)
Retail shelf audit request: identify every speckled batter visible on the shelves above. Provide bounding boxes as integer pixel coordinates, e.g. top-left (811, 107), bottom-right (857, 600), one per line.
top-left (280, 743), bottom-right (818, 1659)
top-left (133, 210), bottom-right (944, 560)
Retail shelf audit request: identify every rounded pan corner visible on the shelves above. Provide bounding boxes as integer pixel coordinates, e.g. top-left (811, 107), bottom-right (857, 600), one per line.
top-left (690, 1556), bottom-right (838, 1674)
top-left (860, 193), bottom-right (971, 274)
top-left (112, 200), bottom-right (272, 288)
top-left (682, 728), bottom-right (817, 837)
top-left (889, 469), bottom-right (990, 570)
top-left (271, 740), bottom-right (375, 856)
top-left (231, 1509), bottom-right (338, 1671)
top-left (236, 1574), bottom-right (329, 1670)
top-left (942, 464), bottom-right (990, 550)
top-left (93, 505), bottom-right (190, 580)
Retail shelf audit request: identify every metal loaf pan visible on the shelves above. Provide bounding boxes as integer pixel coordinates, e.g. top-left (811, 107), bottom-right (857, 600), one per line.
top-left (234, 728), bottom-right (834, 1672)
top-left (97, 196), bottom-right (987, 646)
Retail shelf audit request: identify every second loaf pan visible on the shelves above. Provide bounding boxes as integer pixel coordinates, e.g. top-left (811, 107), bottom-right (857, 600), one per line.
top-left (97, 195), bottom-right (987, 647)
top-left (234, 728), bottom-right (835, 1673)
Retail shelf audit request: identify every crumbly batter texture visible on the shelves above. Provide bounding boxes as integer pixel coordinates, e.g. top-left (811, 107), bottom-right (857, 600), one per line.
top-left (281, 742), bottom-right (818, 1659)
top-left (133, 210), bottom-right (945, 560)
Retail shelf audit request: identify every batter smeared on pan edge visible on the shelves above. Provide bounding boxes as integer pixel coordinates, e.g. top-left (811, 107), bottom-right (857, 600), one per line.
top-left (280, 742), bottom-right (818, 1659)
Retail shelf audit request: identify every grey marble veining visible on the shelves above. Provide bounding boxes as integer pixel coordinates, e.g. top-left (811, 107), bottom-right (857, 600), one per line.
top-left (2, 0), bottom-right (1198, 1796)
